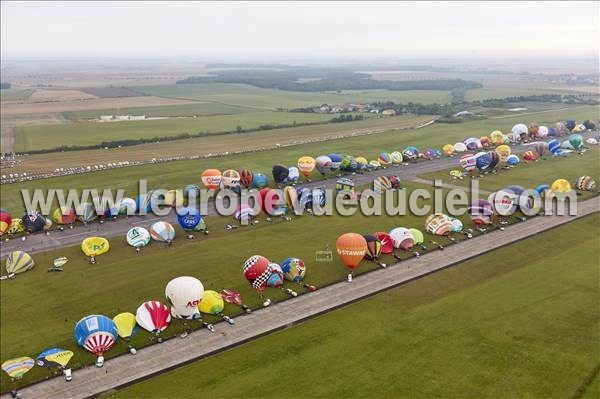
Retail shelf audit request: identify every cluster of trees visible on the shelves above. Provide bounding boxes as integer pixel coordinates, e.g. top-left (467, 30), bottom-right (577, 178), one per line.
top-left (330, 114), bottom-right (365, 123)
top-left (0, 82), bottom-right (11, 90)
top-left (463, 94), bottom-right (598, 107)
top-left (177, 68), bottom-right (482, 93)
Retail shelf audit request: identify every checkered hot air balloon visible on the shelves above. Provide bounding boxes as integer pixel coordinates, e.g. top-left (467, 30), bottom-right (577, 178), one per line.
top-left (243, 255), bottom-right (273, 293)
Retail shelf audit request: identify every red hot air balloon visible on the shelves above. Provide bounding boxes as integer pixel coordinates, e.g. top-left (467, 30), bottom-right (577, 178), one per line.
top-left (242, 255), bottom-right (272, 294)
top-left (374, 232), bottom-right (395, 255)
top-left (135, 301), bottom-right (171, 338)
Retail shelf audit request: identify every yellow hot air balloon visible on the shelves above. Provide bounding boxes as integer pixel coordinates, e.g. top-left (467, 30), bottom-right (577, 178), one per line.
top-left (442, 144), bottom-right (455, 156)
top-left (81, 237), bottom-right (110, 257)
top-left (495, 145), bottom-right (511, 164)
top-left (163, 190), bottom-right (184, 208)
top-left (7, 218), bottom-right (25, 234)
top-left (490, 130), bottom-right (504, 145)
top-left (198, 290), bottom-right (225, 315)
top-left (551, 179), bottom-right (572, 193)
top-left (5, 251), bottom-right (34, 276)
top-left (297, 156), bottom-right (316, 179)
top-left (113, 312), bottom-right (138, 340)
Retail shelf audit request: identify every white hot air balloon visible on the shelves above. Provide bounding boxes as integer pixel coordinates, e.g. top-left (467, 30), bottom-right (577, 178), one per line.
top-left (165, 276), bottom-right (204, 319)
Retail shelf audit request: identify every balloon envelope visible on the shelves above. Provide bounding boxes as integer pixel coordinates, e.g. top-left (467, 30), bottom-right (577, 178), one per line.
top-left (5, 251), bottom-right (34, 275)
top-left (113, 313), bottom-right (138, 339)
top-left (281, 257), bottom-right (306, 282)
top-left (81, 237), bottom-right (110, 257)
top-left (2, 357), bottom-right (34, 379)
top-left (165, 276), bottom-right (204, 319)
top-left (136, 301), bottom-right (171, 334)
top-left (36, 348), bottom-right (73, 369)
top-left (150, 221), bottom-right (175, 242)
top-left (74, 315), bottom-right (118, 356)
top-left (198, 290), bottom-right (225, 315)
top-left (126, 227), bottom-right (150, 248)
top-left (336, 233), bottom-right (367, 269)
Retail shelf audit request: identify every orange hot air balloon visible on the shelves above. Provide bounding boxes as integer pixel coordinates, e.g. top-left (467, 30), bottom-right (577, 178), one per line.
top-left (201, 169), bottom-right (222, 190)
top-left (336, 233), bottom-right (367, 270)
top-left (297, 156), bottom-right (316, 178)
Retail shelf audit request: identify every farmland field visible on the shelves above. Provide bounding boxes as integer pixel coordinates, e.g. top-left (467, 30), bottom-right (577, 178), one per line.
top-left (108, 214), bottom-right (597, 398)
top-left (61, 102), bottom-right (251, 121)
top-left (6, 115), bottom-right (432, 175)
top-left (131, 83), bottom-right (452, 109)
top-left (0, 88), bottom-right (35, 102)
top-left (1, 105), bottom-right (596, 214)
top-left (11, 111), bottom-right (337, 152)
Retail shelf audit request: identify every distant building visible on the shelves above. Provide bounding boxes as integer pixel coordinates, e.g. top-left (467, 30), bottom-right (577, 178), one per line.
top-left (382, 109), bottom-right (396, 116)
top-left (454, 110), bottom-right (474, 117)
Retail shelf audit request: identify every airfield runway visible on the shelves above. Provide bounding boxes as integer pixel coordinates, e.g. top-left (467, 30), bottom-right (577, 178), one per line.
top-left (5, 195), bottom-right (598, 399)
top-left (3, 135), bottom-right (592, 258)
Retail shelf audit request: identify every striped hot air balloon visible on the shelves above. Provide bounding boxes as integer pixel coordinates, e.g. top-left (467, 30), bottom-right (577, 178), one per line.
top-left (149, 221), bottom-right (175, 243)
top-left (74, 315), bottom-right (118, 367)
top-left (5, 251), bottom-right (34, 276)
top-left (2, 357), bottom-right (34, 379)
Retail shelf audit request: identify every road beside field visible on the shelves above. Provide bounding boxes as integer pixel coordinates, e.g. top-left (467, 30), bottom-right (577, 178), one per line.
top-left (5, 196), bottom-right (598, 399)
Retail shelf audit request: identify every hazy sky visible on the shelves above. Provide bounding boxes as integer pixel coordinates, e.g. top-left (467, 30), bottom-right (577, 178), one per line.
top-left (1, 1), bottom-right (598, 60)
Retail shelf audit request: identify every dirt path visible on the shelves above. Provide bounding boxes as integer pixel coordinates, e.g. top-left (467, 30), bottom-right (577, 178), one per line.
top-left (6, 196), bottom-right (598, 399)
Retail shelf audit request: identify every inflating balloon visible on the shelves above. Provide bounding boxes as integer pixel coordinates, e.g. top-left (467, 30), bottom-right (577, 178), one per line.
top-left (297, 156), bottom-right (316, 181)
top-left (36, 348), bottom-right (73, 369)
top-left (574, 176), bottom-right (596, 191)
top-left (425, 214), bottom-right (453, 236)
top-left (165, 276), bottom-right (204, 320)
top-left (23, 210), bottom-right (46, 232)
top-left (201, 169), bottom-right (222, 190)
top-left (315, 155), bottom-right (333, 177)
top-left (551, 179), bottom-right (572, 193)
top-left (53, 207), bottom-right (75, 225)
top-left (389, 227), bottom-right (414, 250)
top-left (2, 357), bottom-right (34, 379)
top-left (468, 200), bottom-right (494, 225)
top-left (222, 169), bottom-right (241, 190)
top-left (199, 289), bottom-right (234, 324)
top-left (126, 227), bottom-right (151, 248)
top-left (149, 221), bottom-right (175, 243)
top-left (287, 166), bottom-right (300, 184)
top-left (74, 315), bottom-right (118, 367)
top-left (113, 312), bottom-right (138, 340)
top-left (4, 251), bottom-right (34, 278)
top-left (252, 173), bottom-right (268, 189)
top-left (136, 301), bottom-right (171, 337)
top-left (336, 233), bottom-right (367, 270)
top-left (81, 237), bottom-right (110, 257)
top-left (272, 164), bottom-right (289, 184)
top-left (239, 169), bottom-right (254, 188)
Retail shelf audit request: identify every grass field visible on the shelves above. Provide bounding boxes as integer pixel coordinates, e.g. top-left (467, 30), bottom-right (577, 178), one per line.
top-left (1, 181), bottom-right (507, 390)
top-left (106, 213), bottom-right (600, 398)
top-left (131, 83), bottom-right (452, 109)
top-left (419, 146), bottom-right (600, 196)
top-left (1, 105), bottom-right (596, 215)
top-left (7, 115), bottom-right (432, 176)
top-left (61, 102), bottom-right (252, 121)
top-left (12, 111), bottom-right (337, 152)
top-left (0, 88), bottom-right (34, 102)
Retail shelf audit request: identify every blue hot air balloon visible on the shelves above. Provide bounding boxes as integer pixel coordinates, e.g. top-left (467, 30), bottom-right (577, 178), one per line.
top-left (506, 154), bottom-right (520, 166)
top-left (177, 207), bottom-right (202, 233)
top-left (328, 154), bottom-right (343, 172)
top-left (74, 315), bottom-right (118, 367)
top-left (548, 139), bottom-right (562, 155)
top-left (251, 173), bottom-right (269, 189)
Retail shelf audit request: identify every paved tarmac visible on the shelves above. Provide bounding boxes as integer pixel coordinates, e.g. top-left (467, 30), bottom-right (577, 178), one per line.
top-left (5, 195), bottom-right (598, 399)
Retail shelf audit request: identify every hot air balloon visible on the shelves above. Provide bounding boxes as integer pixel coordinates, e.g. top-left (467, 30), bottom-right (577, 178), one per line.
top-left (459, 154), bottom-right (477, 175)
top-left (81, 237), bottom-right (110, 258)
top-left (464, 137), bottom-right (479, 151)
top-left (548, 139), bottom-right (562, 156)
top-left (243, 255), bottom-right (273, 296)
top-left (442, 144), bottom-right (455, 156)
top-left (259, 188), bottom-right (286, 216)
top-left (528, 123), bottom-right (539, 139)
top-left (287, 166), bottom-right (300, 184)
top-left (315, 155), bottom-right (333, 177)
top-left (341, 155), bottom-right (358, 173)
top-left (468, 200), bottom-right (494, 225)
top-left (177, 207), bottom-right (202, 237)
top-left (335, 177), bottom-right (355, 192)
top-left (336, 233), bottom-right (367, 272)
top-left (574, 176), bottom-right (596, 191)
top-left (297, 156), bottom-right (316, 181)
top-left (2, 357), bottom-right (34, 379)
top-left (74, 315), bottom-right (118, 367)
top-left (165, 276), bottom-right (204, 320)
top-left (272, 164), bottom-right (289, 185)
top-left (389, 175), bottom-right (401, 189)
top-left (135, 193), bottom-right (155, 214)
top-left (378, 152), bottom-right (391, 165)
top-left (409, 228), bottom-right (426, 250)
top-left (569, 134), bottom-right (583, 150)
top-left (390, 151), bottom-right (403, 165)
top-left (281, 257), bottom-right (306, 282)
top-left (4, 251), bottom-right (34, 277)
top-left (534, 142), bottom-right (548, 158)
top-left (198, 289), bottom-right (233, 324)
top-left (150, 221), bottom-right (175, 244)
top-left (401, 148), bottom-right (417, 163)
top-left (328, 154), bottom-right (343, 172)
top-left (283, 186), bottom-right (298, 210)
top-left (582, 120), bottom-right (596, 130)
top-left (239, 169), bottom-right (254, 188)
top-left (113, 313), bottom-right (138, 340)
top-left (538, 126), bottom-right (548, 138)
top-left (36, 348), bottom-right (74, 369)
top-left (126, 227), bottom-right (151, 248)
top-left (374, 232), bottom-right (395, 255)
top-left (201, 169), bottom-right (222, 190)
top-left (368, 160), bottom-right (381, 169)
top-left (511, 124), bottom-right (528, 141)
top-left (118, 198), bottom-right (137, 215)
top-left (506, 154), bottom-right (520, 166)
top-left (454, 142), bottom-right (467, 153)
top-left (565, 120), bottom-right (576, 131)
top-left (425, 214), bottom-right (453, 236)
top-left (136, 301), bottom-right (171, 339)
top-left (220, 289), bottom-right (252, 313)
top-left (547, 127), bottom-right (558, 137)
top-left (480, 137), bottom-right (491, 148)
top-left (372, 176), bottom-right (391, 193)
top-left (523, 151), bottom-right (537, 161)
top-left (252, 173), bottom-right (268, 189)
top-left (488, 189), bottom-right (518, 215)
top-left (490, 131), bottom-right (504, 145)
top-left (551, 179), bottom-right (572, 193)
top-left (162, 190), bottom-right (184, 208)
top-left (22, 210), bottom-right (46, 233)
top-left (76, 202), bottom-right (97, 224)
top-left (448, 217), bottom-right (463, 233)
top-left (7, 218), bottom-right (24, 235)
top-left (0, 209), bottom-right (11, 236)
top-left (495, 145), bottom-right (511, 164)
top-left (556, 122), bottom-right (569, 136)
top-left (222, 169), bottom-right (241, 191)
top-left (475, 152), bottom-right (492, 172)
top-left (234, 204), bottom-right (257, 225)
top-left (389, 227), bottom-right (414, 250)
top-left (267, 262), bottom-right (288, 292)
